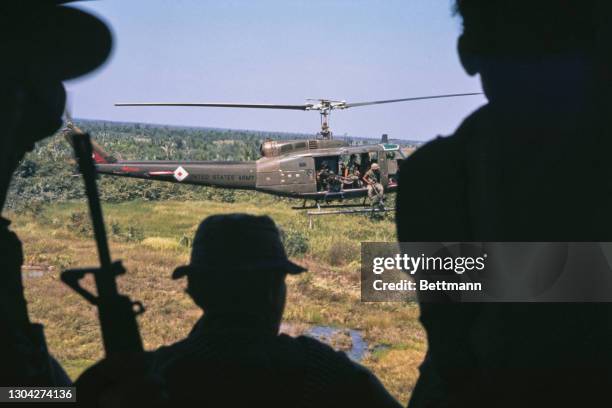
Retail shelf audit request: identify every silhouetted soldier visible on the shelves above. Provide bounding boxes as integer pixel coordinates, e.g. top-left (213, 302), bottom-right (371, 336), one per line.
top-left (151, 214), bottom-right (401, 407)
top-left (0, 1), bottom-right (112, 385)
top-left (397, 1), bottom-right (612, 407)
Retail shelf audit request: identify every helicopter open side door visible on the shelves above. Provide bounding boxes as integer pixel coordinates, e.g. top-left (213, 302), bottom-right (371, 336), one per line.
top-left (355, 149), bottom-right (389, 188)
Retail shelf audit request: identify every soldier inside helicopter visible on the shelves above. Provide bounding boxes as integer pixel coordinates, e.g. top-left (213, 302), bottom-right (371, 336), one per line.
top-left (315, 153), bottom-right (382, 193)
top-left (315, 158), bottom-right (336, 192)
top-left (341, 154), bottom-right (364, 189)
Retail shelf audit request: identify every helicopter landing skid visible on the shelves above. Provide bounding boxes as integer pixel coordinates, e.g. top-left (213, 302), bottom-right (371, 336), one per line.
top-left (291, 194), bottom-right (370, 210)
top-left (291, 202), bottom-right (369, 210)
top-left (305, 206), bottom-right (395, 229)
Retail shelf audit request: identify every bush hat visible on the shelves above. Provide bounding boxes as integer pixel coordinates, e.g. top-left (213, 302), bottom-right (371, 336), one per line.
top-left (1, 1), bottom-right (112, 81)
top-left (172, 214), bottom-right (307, 279)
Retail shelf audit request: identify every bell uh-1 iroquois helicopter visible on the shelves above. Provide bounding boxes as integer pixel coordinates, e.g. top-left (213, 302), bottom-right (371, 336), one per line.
top-left (64, 93), bottom-right (480, 213)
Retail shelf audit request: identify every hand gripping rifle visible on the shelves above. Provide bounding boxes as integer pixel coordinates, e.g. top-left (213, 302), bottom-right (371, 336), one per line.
top-left (61, 125), bottom-right (145, 355)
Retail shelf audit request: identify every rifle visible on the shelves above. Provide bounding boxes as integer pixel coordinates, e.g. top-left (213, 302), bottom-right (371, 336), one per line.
top-left (61, 129), bottom-right (144, 355)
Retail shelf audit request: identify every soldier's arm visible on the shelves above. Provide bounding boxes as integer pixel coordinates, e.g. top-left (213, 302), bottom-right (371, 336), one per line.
top-left (0, 222), bottom-right (71, 386)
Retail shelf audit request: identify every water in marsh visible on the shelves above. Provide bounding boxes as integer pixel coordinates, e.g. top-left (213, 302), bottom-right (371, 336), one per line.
top-left (307, 325), bottom-right (368, 361)
top-left (280, 322), bottom-right (375, 362)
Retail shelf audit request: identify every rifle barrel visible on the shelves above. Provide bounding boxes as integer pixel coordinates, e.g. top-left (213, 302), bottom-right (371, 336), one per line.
top-left (73, 134), bottom-right (118, 297)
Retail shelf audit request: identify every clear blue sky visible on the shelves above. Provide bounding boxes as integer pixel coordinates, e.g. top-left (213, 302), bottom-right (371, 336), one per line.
top-left (67, 0), bottom-right (487, 141)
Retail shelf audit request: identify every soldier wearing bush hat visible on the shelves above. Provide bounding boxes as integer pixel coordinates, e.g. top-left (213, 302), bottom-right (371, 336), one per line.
top-left (0, 0), bottom-right (112, 386)
top-left (172, 213), bottom-right (306, 279)
top-left (148, 213), bottom-right (400, 407)
top-left (0, 1), bottom-right (112, 208)
top-left (172, 214), bottom-right (306, 319)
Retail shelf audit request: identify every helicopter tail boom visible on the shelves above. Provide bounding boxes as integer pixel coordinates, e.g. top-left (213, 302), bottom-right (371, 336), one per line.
top-left (95, 160), bottom-right (258, 190)
top-left (62, 118), bottom-right (118, 164)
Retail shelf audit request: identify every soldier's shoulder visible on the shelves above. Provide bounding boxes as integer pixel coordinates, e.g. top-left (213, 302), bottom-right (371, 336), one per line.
top-left (291, 335), bottom-right (357, 369)
top-left (290, 335), bottom-right (398, 403)
top-left (276, 333), bottom-right (332, 352)
top-left (277, 333), bottom-right (347, 358)
top-left (400, 104), bottom-right (489, 172)
top-left (398, 135), bottom-right (462, 186)
top-left (396, 106), bottom-right (490, 241)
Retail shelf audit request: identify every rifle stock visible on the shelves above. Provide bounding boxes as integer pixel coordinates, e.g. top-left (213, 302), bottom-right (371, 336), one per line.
top-left (61, 132), bottom-right (144, 355)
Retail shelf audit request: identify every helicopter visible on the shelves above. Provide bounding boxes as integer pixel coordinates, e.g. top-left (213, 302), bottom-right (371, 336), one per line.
top-left (64, 93), bottom-right (480, 209)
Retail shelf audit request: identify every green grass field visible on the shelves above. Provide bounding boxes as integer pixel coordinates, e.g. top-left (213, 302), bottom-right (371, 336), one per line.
top-left (7, 197), bottom-right (425, 404)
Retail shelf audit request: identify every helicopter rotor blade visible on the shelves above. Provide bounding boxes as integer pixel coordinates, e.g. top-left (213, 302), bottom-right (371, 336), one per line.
top-left (343, 92), bottom-right (482, 109)
top-left (115, 102), bottom-right (311, 110)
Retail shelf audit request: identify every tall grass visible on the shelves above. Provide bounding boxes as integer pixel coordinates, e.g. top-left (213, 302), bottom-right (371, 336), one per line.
top-left (6, 198), bottom-right (420, 404)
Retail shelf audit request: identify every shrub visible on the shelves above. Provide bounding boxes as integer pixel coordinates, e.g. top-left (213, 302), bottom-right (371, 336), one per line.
top-left (68, 211), bottom-right (92, 236)
top-left (125, 225), bottom-right (145, 242)
top-left (326, 238), bottom-right (359, 266)
top-left (13, 200), bottom-right (45, 217)
top-left (179, 234), bottom-right (192, 248)
top-left (108, 220), bottom-right (144, 242)
top-left (53, 254), bottom-right (73, 270)
top-left (15, 159), bottom-right (38, 178)
top-left (110, 220), bottom-right (122, 237)
top-left (219, 190), bottom-right (236, 203)
top-left (280, 228), bottom-right (309, 257)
